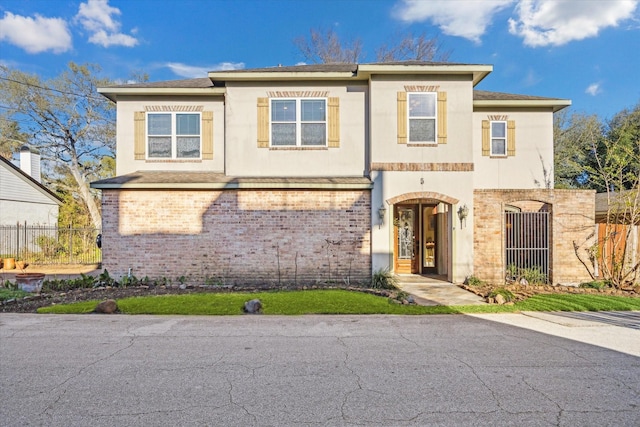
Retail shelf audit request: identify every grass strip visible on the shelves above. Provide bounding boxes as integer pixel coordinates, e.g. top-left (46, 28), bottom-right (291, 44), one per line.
top-left (36, 290), bottom-right (640, 315)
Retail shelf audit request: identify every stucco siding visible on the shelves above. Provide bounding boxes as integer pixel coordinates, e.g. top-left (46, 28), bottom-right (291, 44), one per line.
top-left (114, 96), bottom-right (225, 176)
top-left (224, 82), bottom-right (367, 177)
top-left (472, 108), bottom-right (555, 189)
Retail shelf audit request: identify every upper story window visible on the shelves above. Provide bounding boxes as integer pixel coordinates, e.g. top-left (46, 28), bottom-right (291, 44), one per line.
top-left (490, 121), bottom-right (507, 156)
top-left (271, 98), bottom-right (327, 146)
top-left (147, 112), bottom-right (201, 159)
top-left (408, 92), bottom-right (437, 143)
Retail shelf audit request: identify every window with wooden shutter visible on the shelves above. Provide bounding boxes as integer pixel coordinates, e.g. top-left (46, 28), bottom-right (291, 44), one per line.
top-left (507, 120), bottom-right (516, 156)
top-left (201, 111), bottom-right (213, 159)
top-left (134, 111), bottom-right (146, 159)
top-left (397, 92), bottom-right (407, 144)
top-left (257, 97), bottom-right (269, 148)
top-left (481, 120), bottom-right (490, 156)
top-left (328, 97), bottom-right (340, 148)
top-left (437, 91), bottom-right (447, 144)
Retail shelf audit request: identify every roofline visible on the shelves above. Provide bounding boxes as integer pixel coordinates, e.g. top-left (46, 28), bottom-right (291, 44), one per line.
top-left (91, 181), bottom-right (373, 190)
top-left (0, 156), bottom-right (62, 204)
top-left (97, 87), bottom-right (226, 102)
top-left (474, 99), bottom-right (572, 112)
top-left (209, 64), bottom-right (493, 86)
top-left (356, 64), bottom-right (493, 86)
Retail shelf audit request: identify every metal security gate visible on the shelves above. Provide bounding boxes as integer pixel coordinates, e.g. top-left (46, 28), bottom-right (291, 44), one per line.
top-left (504, 211), bottom-right (550, 284)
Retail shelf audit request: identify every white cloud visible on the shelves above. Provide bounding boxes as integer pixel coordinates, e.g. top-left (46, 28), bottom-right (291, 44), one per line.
top-left (75, 0), bottom-right (138, 48)
top-left (508, 0), bottom-right (638, 47)
top-left (0, 12), bottom-right (72, 53)
top-left (394, 0), bottom-right (514, 43)
top-left (585, 82), bottom-right (602, 96)
top-left (165, 62), bottom-right (245, 78)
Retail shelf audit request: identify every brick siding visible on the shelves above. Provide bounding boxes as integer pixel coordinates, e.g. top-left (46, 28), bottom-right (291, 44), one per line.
top-left (474, 189), bottom-right (595, 285)
top-left (101, 189), bottom-right (371, 285)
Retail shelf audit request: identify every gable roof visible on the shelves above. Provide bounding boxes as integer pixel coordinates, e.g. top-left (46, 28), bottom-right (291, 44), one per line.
top-left (0, 156), bottom-right (62, 204)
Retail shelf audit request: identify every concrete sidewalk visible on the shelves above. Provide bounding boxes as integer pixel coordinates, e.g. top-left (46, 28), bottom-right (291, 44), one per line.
top-left (469, 311), bottom-right (640, 356)
top-left (396, 274), bottom-right (486, 306)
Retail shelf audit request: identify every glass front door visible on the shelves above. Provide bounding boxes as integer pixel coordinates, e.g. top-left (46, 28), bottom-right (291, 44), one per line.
top-left (422, 205), bottom-right (437, 274)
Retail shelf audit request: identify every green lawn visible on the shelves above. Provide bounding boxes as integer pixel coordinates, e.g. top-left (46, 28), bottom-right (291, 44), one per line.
top-left (36, 289), bottom-right (640, 315)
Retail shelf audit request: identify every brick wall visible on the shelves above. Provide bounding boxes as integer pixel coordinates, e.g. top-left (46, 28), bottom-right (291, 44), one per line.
top-left (474, 189), bottom-right (595, 285)
top-left (101, 189), bottom-right (371, 286)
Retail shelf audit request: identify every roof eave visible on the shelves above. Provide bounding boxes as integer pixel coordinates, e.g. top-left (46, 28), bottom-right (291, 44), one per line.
top-left (356, 64), bottom-right (493, 85)
top-left (91, 181), bottom-right (373, 190)
top-left (97, 87), bottom-right (226, 102)
top-left (207, 71), bottom-right (358, 81)
top-left (474, 99), bottom-right (572, 112)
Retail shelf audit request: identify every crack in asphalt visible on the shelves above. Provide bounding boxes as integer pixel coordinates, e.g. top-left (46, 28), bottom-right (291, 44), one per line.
top-left (41, 335), bottom-right (136, 417)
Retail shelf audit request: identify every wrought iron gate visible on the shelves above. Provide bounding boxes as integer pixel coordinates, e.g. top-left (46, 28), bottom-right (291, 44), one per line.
top-left (504, 211), bottom-right (550, 284)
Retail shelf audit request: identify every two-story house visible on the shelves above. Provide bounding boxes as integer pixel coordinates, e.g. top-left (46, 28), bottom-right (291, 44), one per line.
top-left (93, 62), bottom-right (595, 286)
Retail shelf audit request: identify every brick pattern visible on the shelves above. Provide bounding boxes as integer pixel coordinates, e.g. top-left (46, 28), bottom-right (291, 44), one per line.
top-left (387, 191), bottom-right (459, 206)
top-left (371, 163), bottom-right (474, 172)
top-left (474, 189), bottom-right (595, 285)
top-left (101, 190), bottom-right (371, 285)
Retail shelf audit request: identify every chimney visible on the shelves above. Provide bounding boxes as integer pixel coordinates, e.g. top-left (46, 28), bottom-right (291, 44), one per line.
top-left (19, 145), bottom-right (41, 183)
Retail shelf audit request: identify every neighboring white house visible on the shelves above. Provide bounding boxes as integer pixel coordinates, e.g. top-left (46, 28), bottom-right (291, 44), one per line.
top-left (0, 146), bottom-right (61, 226)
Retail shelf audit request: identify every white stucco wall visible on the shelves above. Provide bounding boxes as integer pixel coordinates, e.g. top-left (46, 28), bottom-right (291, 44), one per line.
top-left (224, 82), bottom-right (367, 177)
top-left (370, 170), bottom-right (475, 283)
top-left (369, 75), bottom-right (475, 164)
top-left (114, 96), bottom-right (225, 176)
top-left (472, 108), bottom-right (555, 189)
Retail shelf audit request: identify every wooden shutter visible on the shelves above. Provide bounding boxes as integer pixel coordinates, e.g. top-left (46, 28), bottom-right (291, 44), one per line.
top-left (437, 91), bottom-right (447, 144)
top-left (134, 111), bottom-right (146, 160)
top-left (328, 97), bottom-right (340, 148)
top-left (257, 97), bottom-right (269, 148)
top-left (397, 92), bottom-right (407, 144)
top-left (507, 120), bottom-right (516, 156)
top-left (201, 111), bottom-right (213, 159)
top-left (481, 120), bottom-right (490, 156)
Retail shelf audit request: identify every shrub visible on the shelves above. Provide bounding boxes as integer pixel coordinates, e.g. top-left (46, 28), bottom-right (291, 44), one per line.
top-left (465, 276), bottom-right (484, 286)
top-left (371, 268), bottom-right (398, 290)
top-left (579, 280), bottom-right (610, 290)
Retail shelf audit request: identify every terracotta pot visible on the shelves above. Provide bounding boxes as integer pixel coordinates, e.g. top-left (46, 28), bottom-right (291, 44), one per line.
top-left (16, 273), bottom-right (46, 293)
top-left (15, 260), bottom-right (28, 270)
top-left (3, 258), bottom-right (16, 270)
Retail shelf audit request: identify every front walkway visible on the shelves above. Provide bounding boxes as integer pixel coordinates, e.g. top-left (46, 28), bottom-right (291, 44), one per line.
top-left (396, 274), bottom-right (486, 306)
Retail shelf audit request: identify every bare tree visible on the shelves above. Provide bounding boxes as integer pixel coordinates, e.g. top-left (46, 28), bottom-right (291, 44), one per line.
top-left (294, 28), bottom-right (363, 63)
top-left (0, 62), bottom-right (115, 229)
top-left (376, 32), bottom-right (451, 62)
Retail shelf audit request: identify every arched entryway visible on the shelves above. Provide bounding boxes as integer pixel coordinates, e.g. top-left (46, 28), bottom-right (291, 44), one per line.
top-left (387, 192), bottom-right (458, 276)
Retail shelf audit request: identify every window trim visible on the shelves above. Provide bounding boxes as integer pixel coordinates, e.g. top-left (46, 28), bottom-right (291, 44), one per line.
top-left (490, 120), bottom-right (507, 157)
top-left (269, 98), bottom-right (328, 147)
top-left (407, 92), bottom-right (437, 144)
top-left (146, 111), bottom-right (202, 160)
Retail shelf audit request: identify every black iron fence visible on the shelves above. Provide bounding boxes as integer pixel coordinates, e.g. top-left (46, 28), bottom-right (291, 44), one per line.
top-left (0, 223), bottom-right (101, 265)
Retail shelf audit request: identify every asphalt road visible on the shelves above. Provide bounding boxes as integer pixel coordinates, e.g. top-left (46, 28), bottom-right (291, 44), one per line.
top-left (1, 313), bottom-right (639, 426)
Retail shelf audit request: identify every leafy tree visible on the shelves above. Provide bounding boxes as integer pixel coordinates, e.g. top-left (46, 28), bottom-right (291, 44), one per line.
top-left (0, 62), bottom-right (115, 229)
top-left (553, 110), bottom-right (601, 189)
top-left (0, 118), bottom-right (29, 159)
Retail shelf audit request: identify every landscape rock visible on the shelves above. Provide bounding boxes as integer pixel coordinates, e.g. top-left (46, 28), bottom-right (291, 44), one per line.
top-left (243, 299), bottom-right (263, 314)
top-left (495, 294), bottom-right (506, 305)
top-left (95, 299), bottom-right (118, 314)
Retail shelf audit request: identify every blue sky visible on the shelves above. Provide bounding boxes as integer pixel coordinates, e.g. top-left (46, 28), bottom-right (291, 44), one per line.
top-left (1, 0), bottom-right (639, 119)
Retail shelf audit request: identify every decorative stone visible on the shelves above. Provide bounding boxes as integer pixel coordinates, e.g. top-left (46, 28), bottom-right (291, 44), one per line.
top-left (243, 299), bottom-right (263, 314)
top-left (94, 299), bottom-right (118, 314)
top-left (495, 294), bottom-right (506, 305)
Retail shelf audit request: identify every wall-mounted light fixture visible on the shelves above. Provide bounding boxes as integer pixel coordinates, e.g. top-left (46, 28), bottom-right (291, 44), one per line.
top-left (378, 205), bottom-right (387, 228)
top-left (457, 204), bottom-right (469, 229)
